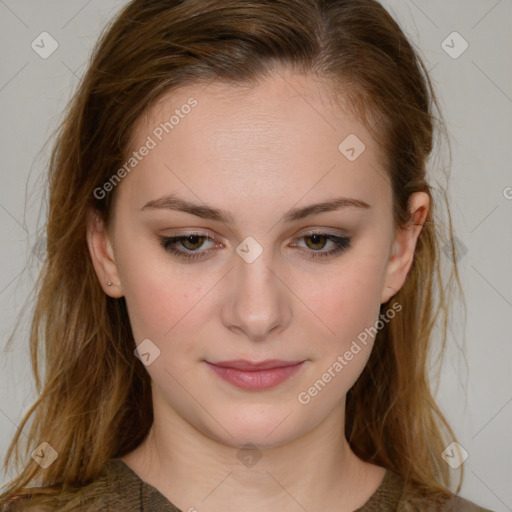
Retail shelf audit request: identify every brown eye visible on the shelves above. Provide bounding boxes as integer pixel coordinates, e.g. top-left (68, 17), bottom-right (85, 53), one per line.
top-left (160, 233), bottom-right (216, 261)
top-left (180, 235), bottom-right (206, 250)
top-left (291, 232), bottom-right (351, 260)
top-left (304, 234), bottom-right (328, 250)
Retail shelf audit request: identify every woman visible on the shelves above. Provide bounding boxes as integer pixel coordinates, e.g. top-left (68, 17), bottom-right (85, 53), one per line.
top-left (0, 0), bottom-right (494, 510)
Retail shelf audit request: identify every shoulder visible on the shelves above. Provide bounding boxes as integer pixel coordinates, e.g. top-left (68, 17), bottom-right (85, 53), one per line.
top-left (359, 469), bottom-right (494, 512)
top-left (1, 459), bottom-right (153, 511)
top-left (393, 471), bottom-right (495, 512)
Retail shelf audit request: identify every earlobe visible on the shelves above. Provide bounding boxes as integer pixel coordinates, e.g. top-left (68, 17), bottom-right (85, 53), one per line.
top-left (380, 192), bottom-right (429, 304)
top-left (86, 209), bottom-right (123, 298)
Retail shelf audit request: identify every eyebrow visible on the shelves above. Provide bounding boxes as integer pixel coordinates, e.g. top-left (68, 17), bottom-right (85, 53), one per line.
top-left (141, 193), bottom-right (370, 223)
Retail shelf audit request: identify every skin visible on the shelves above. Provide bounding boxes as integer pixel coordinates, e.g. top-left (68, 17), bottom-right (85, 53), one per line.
top-left (87, 68), bottom-right (429, 512)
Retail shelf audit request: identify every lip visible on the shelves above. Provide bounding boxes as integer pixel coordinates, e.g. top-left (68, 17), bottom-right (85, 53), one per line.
top-left (205, 359), bottom-right (306, 390)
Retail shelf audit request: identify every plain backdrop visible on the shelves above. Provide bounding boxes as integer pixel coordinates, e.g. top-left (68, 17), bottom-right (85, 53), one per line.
top-left (0, 1), bottom-right (511, 510)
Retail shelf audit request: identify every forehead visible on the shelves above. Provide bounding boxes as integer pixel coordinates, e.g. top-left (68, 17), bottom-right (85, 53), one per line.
top-left (119, 70), bottom-right (391, 217)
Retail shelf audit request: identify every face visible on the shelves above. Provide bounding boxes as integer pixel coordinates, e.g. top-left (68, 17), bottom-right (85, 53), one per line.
top-left (88, 69), bottom-right (426, 450)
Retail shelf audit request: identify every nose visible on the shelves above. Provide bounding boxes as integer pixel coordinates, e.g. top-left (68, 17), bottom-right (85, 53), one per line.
top-left (220, 249), bottom-right (293, 342)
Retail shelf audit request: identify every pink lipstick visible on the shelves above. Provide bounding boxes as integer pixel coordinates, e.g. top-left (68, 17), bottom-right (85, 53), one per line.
top-left (205, 359), bottom-right (305, 390)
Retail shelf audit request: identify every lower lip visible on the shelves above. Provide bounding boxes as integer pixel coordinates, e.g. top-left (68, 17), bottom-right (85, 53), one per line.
top-left (205, 362), bottom-right (305, 390)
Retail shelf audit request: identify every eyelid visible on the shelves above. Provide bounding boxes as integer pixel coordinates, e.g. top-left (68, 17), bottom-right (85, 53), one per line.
top-left (161, 227), bottom-right (349, 246)
top-left (162, 228), bottom-right (216, 238)
top-left (292, 226), bottom-right (350, 238)
top-left (160, 228), bottom-right (352, 263)
top-left (162, 229), bottom-right (222, 243)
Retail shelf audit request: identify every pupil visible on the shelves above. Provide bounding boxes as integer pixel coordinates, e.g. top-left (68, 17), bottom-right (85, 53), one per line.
top-left (308, 234), bottom-right (325, 249)
top-left (184, 236), bottom-right (202, 249)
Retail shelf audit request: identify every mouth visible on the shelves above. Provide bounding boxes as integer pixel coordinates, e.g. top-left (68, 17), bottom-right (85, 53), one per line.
top-left (204, 359), bottom-right (306, 391)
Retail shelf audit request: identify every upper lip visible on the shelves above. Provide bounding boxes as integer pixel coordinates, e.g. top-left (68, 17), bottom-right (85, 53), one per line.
top-left (207, 359), bottom-right (304, 371)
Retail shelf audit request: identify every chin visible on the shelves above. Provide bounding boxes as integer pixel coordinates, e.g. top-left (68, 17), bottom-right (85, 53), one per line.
top-left (199, 404), bottom-right (308, 450)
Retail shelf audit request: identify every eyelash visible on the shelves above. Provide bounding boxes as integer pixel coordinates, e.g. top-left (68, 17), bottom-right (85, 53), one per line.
top-left (159, 231), bottom-right (351, 262)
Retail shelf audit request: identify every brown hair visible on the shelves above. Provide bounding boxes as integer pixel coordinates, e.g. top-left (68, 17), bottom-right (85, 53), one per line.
top-left (1, 0), bottom-right (464, 508)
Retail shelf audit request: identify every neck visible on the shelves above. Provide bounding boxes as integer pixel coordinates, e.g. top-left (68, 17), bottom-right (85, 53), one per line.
top-left (121, 389), bottom-right (384, 512)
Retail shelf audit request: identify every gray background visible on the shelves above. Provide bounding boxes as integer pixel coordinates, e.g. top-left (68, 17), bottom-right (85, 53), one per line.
top-left (0, 1), bottom-right (511, 510)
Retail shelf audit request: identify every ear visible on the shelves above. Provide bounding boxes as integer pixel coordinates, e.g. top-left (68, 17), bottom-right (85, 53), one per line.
top-left (86, 209), bottom-right (124, 298)
top-left (380, 191), bottom-right (429, 304)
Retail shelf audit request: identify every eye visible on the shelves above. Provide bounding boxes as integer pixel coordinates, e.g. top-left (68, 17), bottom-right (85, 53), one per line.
top-left (159, 231), bottom-right (351, 262)
top-left (290, 232), bottom-right (351, 259)
top-left (160, 233), bottom-right (217, 261)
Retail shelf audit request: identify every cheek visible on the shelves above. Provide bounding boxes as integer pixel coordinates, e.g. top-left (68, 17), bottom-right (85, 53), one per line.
top-left (293, 258), bottom-right (388, 411)
top-left (302, 255), bottom-right (387, 343)
top-left (114, 233), bottom-right (204, 345)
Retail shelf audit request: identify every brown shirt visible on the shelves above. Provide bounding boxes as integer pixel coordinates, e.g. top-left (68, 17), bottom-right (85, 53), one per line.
top-left (4, 458), bottom-right (495, 511)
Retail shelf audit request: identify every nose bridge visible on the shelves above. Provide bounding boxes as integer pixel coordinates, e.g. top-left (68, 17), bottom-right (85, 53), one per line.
top-left (222, 238), bottom-right (291, 340)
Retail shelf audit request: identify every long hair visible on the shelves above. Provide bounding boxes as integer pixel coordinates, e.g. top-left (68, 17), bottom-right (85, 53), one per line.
top-left (1, 0), bottom-right (464, 507)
